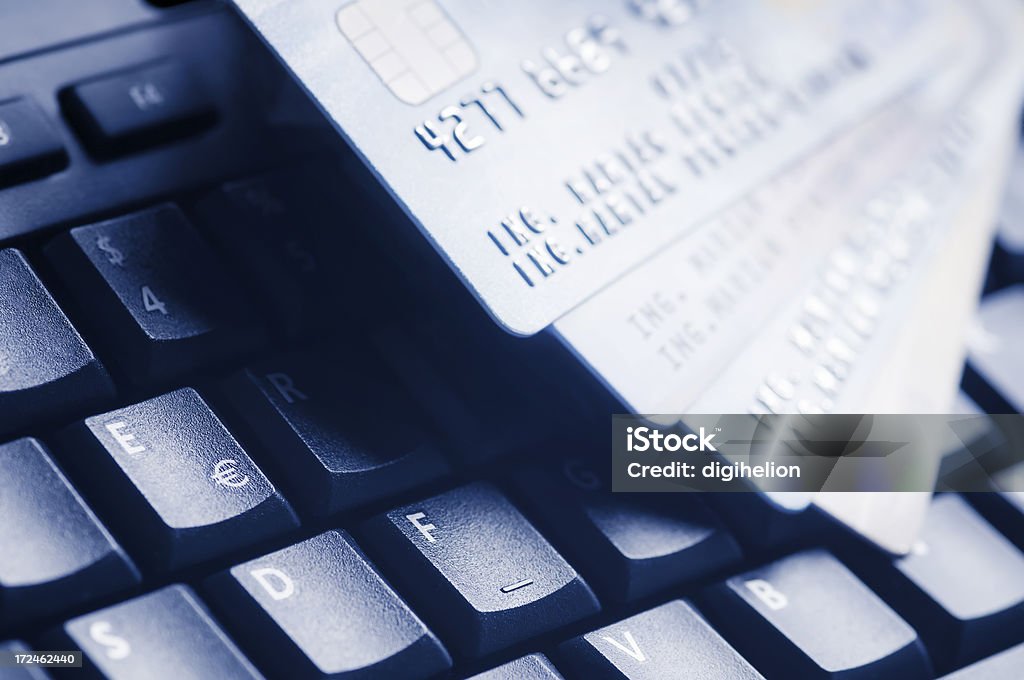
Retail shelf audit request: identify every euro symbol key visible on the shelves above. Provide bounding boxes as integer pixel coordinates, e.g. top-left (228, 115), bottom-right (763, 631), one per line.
top-left (211, 458), bottom-right (250, 489)
top-left (96, 236), bottom-right (125, 266)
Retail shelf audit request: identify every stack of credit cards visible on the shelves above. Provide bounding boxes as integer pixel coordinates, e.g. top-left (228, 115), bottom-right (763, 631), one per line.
top-left (232, 0), bottom-right (1024, 553)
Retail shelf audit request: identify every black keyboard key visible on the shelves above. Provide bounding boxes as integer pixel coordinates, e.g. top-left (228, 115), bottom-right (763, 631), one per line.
top-left (0, 438), bottom-right (137, 623)
top-left (705, 492), bottom-right (824, 553)
top-left (853, 494), bottom-right (1024, 673)
top-left (0, 249), bottom-right (114, 435)
top-left (952, 395), bottom-right (1024, 548)
top-left (941, 642), bottom-right (1024, 679)
top-left (61, 61), bottom-right (215, 157)
top-left (58, 388), bottom-right (297, 571)
top-left (559, 600), bottom-right (762, 680)
top-left (972, 466), bottom-right (1024, 550)
top-left (191, 167), bottom-right (341, 338)
top-left (46, 205), bottom-right (262, 385)
top-left (513, 455), bottom-right (740, 602)
top-left (47, 585), bottom-right (260, 679)
top-left (0, 640), bottom-right (52, 679)
top-left (220, 349), bottom-right (448, 516)
top-left (205, 530), bottom-right (451, 679)
top-left (361, 482), bottom-right (600, 658)
top-left (991, 143), bottom-right (1024, 287)
top-left (994, 231), bottom-right (1024, 289)
top-left (699, 549), bottom-right (931, 679)
top-left (468, 654), bottom-right (563, 680)
top-left (372, 319), bottom-right (564, 466)
top-left (964, 285), bottom-right (1024, 412)
top-left (0, 98), bottom-right (67, 188)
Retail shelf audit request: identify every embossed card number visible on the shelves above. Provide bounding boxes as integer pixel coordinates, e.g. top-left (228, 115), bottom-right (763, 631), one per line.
top-left (233, 0), bottom-right (975, 334)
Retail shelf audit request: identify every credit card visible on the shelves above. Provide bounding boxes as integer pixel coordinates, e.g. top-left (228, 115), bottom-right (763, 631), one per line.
top-left (232, 0), bottom-right (979, 335)
top-left (234, 0), bottom-right (1024, 553)
top-left (556, 0), bottom-right (1024, 553)
top-left (553, 0), bottom-right (1012, 415)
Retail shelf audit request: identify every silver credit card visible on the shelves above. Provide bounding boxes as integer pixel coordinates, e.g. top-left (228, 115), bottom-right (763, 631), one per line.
top-left (233, 0), bottom-right (1024, 553)
top-left (555, 0), bottom-right (1024, 553)
top-left (232, 0), bottom-right (976, 335)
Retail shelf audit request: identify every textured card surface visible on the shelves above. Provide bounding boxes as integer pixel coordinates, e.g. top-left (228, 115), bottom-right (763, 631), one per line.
top-left (554, 0), bottom-right (1021, 416)
top-left (233, 0), bottom-right (974, 334)
top-left (554, 0), bottom-right (1024, 553)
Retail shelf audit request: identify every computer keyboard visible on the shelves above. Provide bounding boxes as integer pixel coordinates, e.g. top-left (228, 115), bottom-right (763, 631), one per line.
top-left (2, 2), bottom-right (1024, 680)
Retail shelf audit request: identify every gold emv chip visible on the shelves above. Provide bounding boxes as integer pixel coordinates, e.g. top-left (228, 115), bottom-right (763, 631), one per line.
top-left (336, 0), bottom-right (478, 105)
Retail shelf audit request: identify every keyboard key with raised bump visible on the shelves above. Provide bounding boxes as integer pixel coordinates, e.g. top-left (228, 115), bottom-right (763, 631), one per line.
top-left (361, 482), bottom-right (600, 658)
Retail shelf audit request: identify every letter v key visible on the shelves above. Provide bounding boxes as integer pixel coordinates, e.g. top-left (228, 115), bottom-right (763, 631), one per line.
top-left (602, 631), bottom-right (646, 662)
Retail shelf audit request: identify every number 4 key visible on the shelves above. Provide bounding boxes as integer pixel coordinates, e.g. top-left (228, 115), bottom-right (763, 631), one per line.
top-left (46, 204), bottom-right (264, 385)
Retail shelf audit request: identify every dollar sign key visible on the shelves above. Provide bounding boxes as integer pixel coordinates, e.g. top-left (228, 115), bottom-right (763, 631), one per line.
top-left (96, 235), bottom-right (125, 266)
